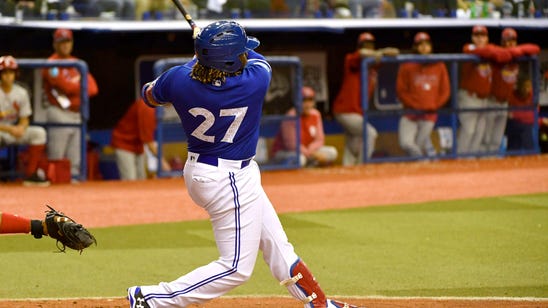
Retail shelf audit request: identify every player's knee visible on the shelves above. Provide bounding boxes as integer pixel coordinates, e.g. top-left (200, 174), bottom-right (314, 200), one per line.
top-left (29, 126), bottom-right (47, 145)
top-left (232, 267), bottom-right (253, 283)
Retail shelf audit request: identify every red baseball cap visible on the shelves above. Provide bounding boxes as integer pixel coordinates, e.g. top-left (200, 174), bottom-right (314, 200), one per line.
top-left (54, 28), bottom-right (73, 43)
top-left (358, 32), bottom-right (375, 44)
top-left (414, 32), bottom-right (430, 44)
top-left (472, 25), bottom-right (488, 35)
top-left (501, 28), bottom-right (517, 41)
top-left (0, 55), bottom-right (18, 71)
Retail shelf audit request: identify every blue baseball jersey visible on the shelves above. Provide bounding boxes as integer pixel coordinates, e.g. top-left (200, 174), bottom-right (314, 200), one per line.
top-left (149, 51), bottom-right (272, 160)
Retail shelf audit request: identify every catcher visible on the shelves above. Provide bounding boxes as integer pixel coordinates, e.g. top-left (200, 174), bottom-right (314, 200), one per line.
top-left (0, 205), bottom-right (96, 253)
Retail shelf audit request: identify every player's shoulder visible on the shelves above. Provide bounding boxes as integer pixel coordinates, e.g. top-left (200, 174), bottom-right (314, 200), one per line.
top-left (309, 108), bottom-right (322, 117)
top-left (12, 82), bottom-right (29, 94)
top-left (246, 58), bottom-right (271, 72)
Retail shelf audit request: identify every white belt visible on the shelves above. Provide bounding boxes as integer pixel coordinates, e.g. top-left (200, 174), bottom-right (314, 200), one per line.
top-left (187, 152), bottom-right (252, 169)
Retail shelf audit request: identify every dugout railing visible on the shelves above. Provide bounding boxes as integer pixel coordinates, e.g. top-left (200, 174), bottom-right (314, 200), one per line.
top-left (16, 59), bottom-right (90, 182)
top-left (152, 56), bottom-right (303, 178)
top-left (359, 54), bottom-right (541, 163)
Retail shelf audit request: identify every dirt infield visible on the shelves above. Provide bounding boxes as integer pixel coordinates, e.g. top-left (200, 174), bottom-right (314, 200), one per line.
top-left (1, 155), bottom-right (548, 307)
top-left (2, 296), bottom-right (548, 308)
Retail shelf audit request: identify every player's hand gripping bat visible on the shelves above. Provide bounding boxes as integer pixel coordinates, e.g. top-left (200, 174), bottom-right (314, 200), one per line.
top-left (170, 0), bottom-right (201, 38)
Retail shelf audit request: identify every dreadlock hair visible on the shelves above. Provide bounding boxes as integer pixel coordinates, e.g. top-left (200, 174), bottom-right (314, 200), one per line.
top-left (191, 61), bottom-right (242, 84)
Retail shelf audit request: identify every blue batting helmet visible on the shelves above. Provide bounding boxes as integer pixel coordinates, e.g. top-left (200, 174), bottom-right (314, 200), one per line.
top-left (194, 21), bottom-right (260, 73)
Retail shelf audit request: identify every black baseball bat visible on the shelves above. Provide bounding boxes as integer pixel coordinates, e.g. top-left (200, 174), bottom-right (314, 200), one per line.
top-left (170, 0), bottom-right (198, 31)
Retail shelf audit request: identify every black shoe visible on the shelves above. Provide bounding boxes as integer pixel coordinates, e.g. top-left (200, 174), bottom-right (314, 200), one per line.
top-left (23, 169), bottom-right (50, 187)
top-left (127, 286), bottom-right (150, 308)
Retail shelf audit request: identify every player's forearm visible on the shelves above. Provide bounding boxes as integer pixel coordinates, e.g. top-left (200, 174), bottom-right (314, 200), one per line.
top-left (0, 124), bottom-right (10, 133)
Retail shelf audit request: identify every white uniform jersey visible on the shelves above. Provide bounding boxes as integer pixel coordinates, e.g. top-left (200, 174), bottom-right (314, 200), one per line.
top-left (0, 82), bottom-right (31, 125)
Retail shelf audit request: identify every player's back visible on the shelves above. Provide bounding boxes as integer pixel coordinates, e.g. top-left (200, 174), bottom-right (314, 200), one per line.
top-left (155, 53), bottom-right (272, 160)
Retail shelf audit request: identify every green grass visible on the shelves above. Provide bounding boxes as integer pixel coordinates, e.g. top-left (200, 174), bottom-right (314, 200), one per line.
top-left (0, 193), bottom-right (547, 299)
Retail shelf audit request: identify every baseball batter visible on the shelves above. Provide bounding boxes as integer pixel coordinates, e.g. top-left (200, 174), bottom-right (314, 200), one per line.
top-left (128, 21), bottom-right (355, 308)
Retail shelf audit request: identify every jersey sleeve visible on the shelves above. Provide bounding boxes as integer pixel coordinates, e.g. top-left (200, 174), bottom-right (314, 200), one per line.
top-left (246, 50), bottom-right (272, 74)
top-left (463, 43), bottom-right (512, 63)
top-left (142, 65), bottom-right (183, 107)
top-left (517, 43), bottom-right (540, 56)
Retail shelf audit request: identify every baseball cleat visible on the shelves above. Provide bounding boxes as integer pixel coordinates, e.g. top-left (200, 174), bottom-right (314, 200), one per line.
top-left (327, 298), bottom-right (362, 308)
top-left (127, 286), bottom-right (150, 308)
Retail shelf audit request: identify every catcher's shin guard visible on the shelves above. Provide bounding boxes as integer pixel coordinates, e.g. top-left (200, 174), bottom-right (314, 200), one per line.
top-left (280, 259), bottom-right (327, 307)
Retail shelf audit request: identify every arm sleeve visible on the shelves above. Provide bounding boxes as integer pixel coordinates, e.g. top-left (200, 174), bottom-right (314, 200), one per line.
top-left (463, 44), bottom-right (512, 63)
top-left (396, 65), bottom-right (417, 108)
top-left (346, 52), bottom-right (361, 73)
top-left (517, 43), bottom-right (540, 56)
top-left (86, 73), bottom-right (99, 97)
top-left (143, 66), bottom-right (182, 106)
top-left (436, 64), bottom-right (451, 109)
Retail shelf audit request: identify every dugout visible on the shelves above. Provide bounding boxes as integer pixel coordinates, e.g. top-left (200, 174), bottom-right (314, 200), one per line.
top-left (1, 18), bottom-right (547, 178)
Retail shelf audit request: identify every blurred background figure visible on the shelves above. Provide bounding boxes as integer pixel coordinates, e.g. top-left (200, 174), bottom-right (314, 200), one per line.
top-left (135, 0), bottom-right (168, 19)
top-left (456, 25), bottom-right (511, 155)
top-left (396, 32), bottom-right (450, 158)
top-left (333, 32), bottom-right (399, 165)
top-left (271, 86), bottom-right (338, 167)
top-left (72, 0), bottom-right (136, 19)
top-left (347, 0), bottom-right (383, 17)
top-left (111, 98), bottom-right (171, 180)
top-left (484, 27), bottom-right (540, 154)
top-left (0, 55), bottom-right (49, 186)
top-left (505, 74), bottom-right (537, 151)
top-left (393, 0), bottom-right (456, 17)
top-left (42, 28), bottom-right (99, 181)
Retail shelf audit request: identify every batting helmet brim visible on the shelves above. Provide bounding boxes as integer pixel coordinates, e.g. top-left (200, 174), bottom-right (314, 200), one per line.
top-left (246, 36), bottom-right (260, 51)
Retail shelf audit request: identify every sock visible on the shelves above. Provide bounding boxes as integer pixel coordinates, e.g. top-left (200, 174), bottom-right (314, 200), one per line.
top-left (0, 212), bottom-right (31, 234)
top-left (25, 145), bottom-right (47, 177)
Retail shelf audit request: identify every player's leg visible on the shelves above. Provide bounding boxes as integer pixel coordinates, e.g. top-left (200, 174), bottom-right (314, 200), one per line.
top-left (312, 146), bottom-right (338, 166)
top-left (398, 116), bottom-right (421, 157)
top-left (16, 126), bottom-right (48, 177)
top-left (114, 149), bottom-right (138, 180)
top-left (66, 127), bottom-right (81, 179)
top-left (256, 190), bottom-right (324, 306)
top-left (488, 103), bottom-right (508, 153)
top-left (482, 98), bottom-right (497, 152)
top-left (257, 185), bottom-right (356, 308)
top-left (469, 98), bottom-right (488, 154)
top-left (415, 120), bottom-right (435, 157)
top-left (0, 212), bottom-right (46, 238)
top-left (135, 153), bottom-right (146, 180)
top-left (335, 113), bottom-right (363, 165)
top-left (366, 122), bottom-right (378, 159)
top-left (134, 161), bottom-right (263, 307)
top-left (457, 90), bottom-right (480, 154)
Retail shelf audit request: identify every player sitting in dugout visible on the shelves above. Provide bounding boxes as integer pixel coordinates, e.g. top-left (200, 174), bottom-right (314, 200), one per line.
top-left (270, 86), bottom-right (338, 167)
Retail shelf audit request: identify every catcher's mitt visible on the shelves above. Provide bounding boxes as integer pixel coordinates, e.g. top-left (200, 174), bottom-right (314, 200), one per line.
top-left (44, 205), bottom-right (97, 253)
